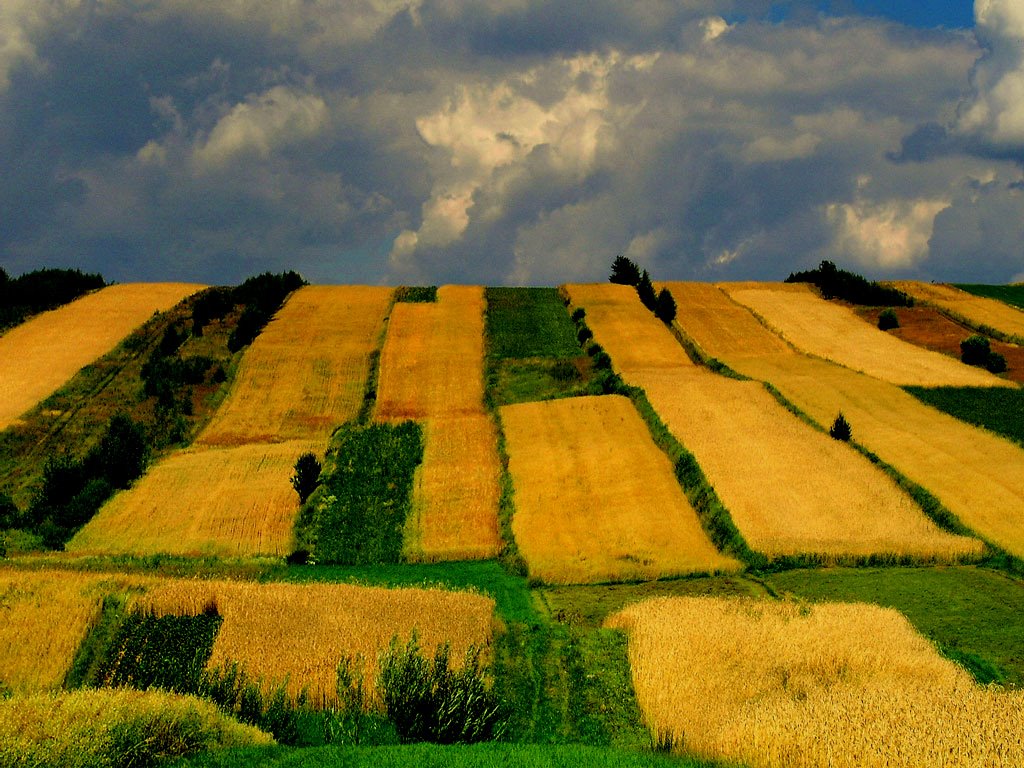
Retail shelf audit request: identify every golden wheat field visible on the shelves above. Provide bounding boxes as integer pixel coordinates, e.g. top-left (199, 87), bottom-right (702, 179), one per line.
top-left (633, 369), bottom-right (981, 561)
top-left (373, 286), bottom-right (500, 561)
top-left (893, 281), bottom-right (1024, 341)
top-left (0, 283), bottom-right (203, 430)
top-left (199, 286), bottom-right (392, 446)
top-left (663, 281), bottom-right (793, 359)
top-left (375, 285), bottom-right (488, 419)
top-left (405, 414), bottom-right (502, 561)
top-left (137, 578), bottom-right (495, 707)
top-left (607, 596), bottom-right (1024, 767)
top-left (500, 395), bottom-right (740, 583)
top-left (563, 284), bottom-right (693, 375)
top-left (732, 354), bottom-right (1024, 558)
top-left (67, 440), bottom-right (317, 557)
top-left (723, 283), bottom-right (1011, 387)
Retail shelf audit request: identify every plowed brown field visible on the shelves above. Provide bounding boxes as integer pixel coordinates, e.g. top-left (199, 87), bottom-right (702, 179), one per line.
top-left (894, 281), bottom-right (1024, 341)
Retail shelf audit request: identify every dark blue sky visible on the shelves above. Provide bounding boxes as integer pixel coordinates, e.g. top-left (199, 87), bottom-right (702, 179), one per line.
top-left (844, 1), bottom-right (974, 28)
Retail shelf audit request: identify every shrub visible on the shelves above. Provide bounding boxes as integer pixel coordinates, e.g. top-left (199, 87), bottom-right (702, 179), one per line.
top-left (378, 634), bottom-right (503, 744)
top-left (0, 493), bottom-right (20, 529)
top-left (291, 452), bottom-right (323, 504)
top-left (877, 308), bottom-right (899, 330)
top-left (960, 335), bottom-right (991, 366)
top-left (986, 351), bottom-right (1008, 374)
top-left (394, 286), bottom-right (438, 303)
top-left (609, 255), bottom-right (641, 286)
top-left (89, 413), bottom-right (149, 489)
top-left (570, 307), bottom-right (586, 324)
top-left (576, 326), bottom-right (593, 345)
top-left (829, 412), bottom-right (852, 441)
top-left (654, 287), bottom-right (677, 324)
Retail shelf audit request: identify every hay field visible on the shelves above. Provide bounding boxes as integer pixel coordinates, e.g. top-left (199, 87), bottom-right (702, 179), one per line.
top-left (894, 280), bottom-right (1024, 341)
top-left (736, 354), bottom-right (1024, 558)
top-left (375, 285), bottom-right (487, 419)
top-left (724, 283), bottom-right (1011, 387)
top-left (0, 283), bottom-right (202, 430)
top-left (500, 395), bottom-right (740, 583)
top-left (633, 369), bottom-right (980, 561)
top-left (608, 596), bottom-right (1024, 767)
top-left (67, 440), bottom-right (317, 557)
top-left (405, 415), bottom-right (502, 561)
top-left (664, 282), bottom-right (793, 359)
top-left (199, 286), bottom-right (393, 446)
top-left (562, 284), bottom-right (693, 376)
top-left (374, 285), bottom-right (500, 561)
top-left (138, 578), bottom-right (495, 707)
top-left (0, 569), bottom-right (144, 694)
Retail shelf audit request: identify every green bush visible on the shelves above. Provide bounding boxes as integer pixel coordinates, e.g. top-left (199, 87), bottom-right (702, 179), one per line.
top-left (986, 351), bottom-right (1008, 374)
top-left (378, 634), bottom-right (503, 744)
top-left (291, 452), bottom-right (322, 504)
top-left (877, 308), bottom-right (899, 330)
top-left (394, 286), bottom-right (438, 303)
top-left (960, 335), bottom-right (992, 366)
top-left (0, 493), bottom-right (20, 529)
top-left (576, 326), bottom-right (593, 345)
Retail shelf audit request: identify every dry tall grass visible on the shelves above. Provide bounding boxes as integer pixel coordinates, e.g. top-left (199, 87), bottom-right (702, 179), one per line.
top-left (735, 354), bottom-right (1024, 558)
top-left (138, 578), bottom-right (496, 707)
top-left (608, 596), bottom-right (1024, 767)
top-left (374, 285), bottom-right (500, 560)
top-left (501, 395), bottom-right (741, 583)
top-left (562, 284), bottom-right (694, 374)
top-left (199, 286), bottom-right (392, 446)
top-left (405, 415), bottom-right (502, 561)
top-left (894, 281), bottom-right (1024, 341)
top-left (635, 369), bottom-right (981, 562)
top-left (67, 440), bottom-right (317, 557)
top-left (0, 283), bottom-right (203, 429)
top-left (723, 283), bottom-right (1011, 387)
top-left (0, 569), bottom-right (145, 693)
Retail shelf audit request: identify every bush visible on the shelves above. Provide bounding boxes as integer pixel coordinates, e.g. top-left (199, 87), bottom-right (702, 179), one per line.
top-left (88, 413), bottom-right (149, 489)
top-left (291, 452), bottom-right (322, 504)
top-left (960, 335), bottom-right (992, 366)
top-left (394, 286), bottom-right (438, 303)
top-left (986, 351), bottom-right (1008, 373)
top-left (636, 270), bottom-right (657, 311)
top-left (877, 308), bottom-right (899, 330)
top-left (570, 307), bottom-right (586, 324)
top-left (0, 493), bottom-right (20, 529)
top-left (378, 634), bottom-right (503, 744)
top-left (576, 326), bottom-right (593, 345)
top-left (829, 412), bottom-right (852, 441)
top-left (608, 255), bottom-right (641, 286)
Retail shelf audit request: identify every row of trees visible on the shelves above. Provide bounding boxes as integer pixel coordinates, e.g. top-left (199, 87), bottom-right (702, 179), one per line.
top-left (608, 255), bottom-right (677, 323)
top-left (0, 267), bottom-right (106, 331)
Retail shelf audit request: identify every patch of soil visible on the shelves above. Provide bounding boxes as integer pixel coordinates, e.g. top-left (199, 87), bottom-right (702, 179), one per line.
top-left (852, 305), bottom-right (1024, 385)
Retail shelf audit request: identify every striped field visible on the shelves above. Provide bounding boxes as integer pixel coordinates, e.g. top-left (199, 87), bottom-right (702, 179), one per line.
top-left (199, 286), bottom-right (393, 446)
top-left (608, 596), bottom-right (1024, 768)
top-left (0, 283), bottom-right (203, 430)
top-left (375, 286), bottom-right (501, 560)
top-left (894, 281), bottom-right (1024, 341)
top-left (723, 283), bottom-right (1011, 387)
top-left (501, 395), bottom-right (741, 583)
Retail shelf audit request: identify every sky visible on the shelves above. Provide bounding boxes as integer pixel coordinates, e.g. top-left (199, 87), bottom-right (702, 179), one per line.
top-left (1, 0), bottom-right (1021, 286)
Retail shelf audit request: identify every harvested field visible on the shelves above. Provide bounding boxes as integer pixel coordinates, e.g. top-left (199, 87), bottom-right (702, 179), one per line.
top-left (735, 354), bottom-right (1024, 558)
top-left (852, 305), bottom-right (1024, 384)
top-left (500, 395), bottom-right (740, 583)
top-left (138, 578), bottom-right (495, 707)
top-left (374, 285), bottom-right (500, 560)
top-left (663, 282), bottom-right (792, 359)
top-left (562, 284), bottom-right (693, 375)
top-left (67, 440), bottom-right (317, 557)
top-left (633, 369), bottom-right (980, 562)
top-left (199, 286), bottom-right (392, 446)
top-left (724, 283), bottom-right (1010, 387)
top-left (406, 415), bottom-right (502, 561)
top-left (375, 285), bottom-right (487, 420)
top-left (894, 281), bottom-right (1024, 341)
top-left (608, 596), bottom-right (1024, 768)
top-left (0, 283), bottom-right (202, 430)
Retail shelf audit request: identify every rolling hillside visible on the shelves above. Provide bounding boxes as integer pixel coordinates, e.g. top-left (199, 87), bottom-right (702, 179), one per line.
top-left (1, 274), bottom-right (1024, 768)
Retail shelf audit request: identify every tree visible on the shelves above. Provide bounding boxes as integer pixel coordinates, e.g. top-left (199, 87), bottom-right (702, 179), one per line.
top-left (829, 412), bottom-right (852, 442)
top-left (960, 335), bottom-right (991, 366)
top-left (877, 308), bottom-right (899, 330)
top-left (636, 270), bottom-right (657, 311)
top-left (609, 255), bottom-right (642, 286)
top-left (654, 288), bottom-right (677, 324)
top-left (91, 414), bottom-right (149, 489)
top-left (291, 452), bottom-right (322, 504)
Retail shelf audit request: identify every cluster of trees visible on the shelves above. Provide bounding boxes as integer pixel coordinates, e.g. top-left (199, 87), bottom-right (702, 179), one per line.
top-left (608, 256), bottom-right (677, 323)
top-left (960, 335), bottom-right (1008, 374)
top-left (0, 267), bottom-right (106, 331)
top-left (786, 260), bottom-right (913, 307)
top-left (228, 271), bottom-right (306, 351)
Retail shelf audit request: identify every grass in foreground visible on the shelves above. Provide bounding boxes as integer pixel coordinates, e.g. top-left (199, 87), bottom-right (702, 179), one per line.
top-left (905, 385), bottom-right (1024, 448)
top-left (170, 743), bottom-right (718, 768)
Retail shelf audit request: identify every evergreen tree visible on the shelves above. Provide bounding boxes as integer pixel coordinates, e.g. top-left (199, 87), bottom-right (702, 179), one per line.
top-left (636, 270), bottom-right (657, 311)
top-left (609, 255), bottom-right (642, 286)
top-left (654, 287), bottom-right (677, 323)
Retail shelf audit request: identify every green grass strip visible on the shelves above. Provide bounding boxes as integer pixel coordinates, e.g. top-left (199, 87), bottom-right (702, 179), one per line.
top-left (954, 283), bottom-right (1024, 311)
top-left (904, 385), bottom-right (1024, 449)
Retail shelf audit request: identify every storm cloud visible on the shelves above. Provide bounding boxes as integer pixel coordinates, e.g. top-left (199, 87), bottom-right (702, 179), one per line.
top-left (0, 1), bottom-right (1020, 284)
